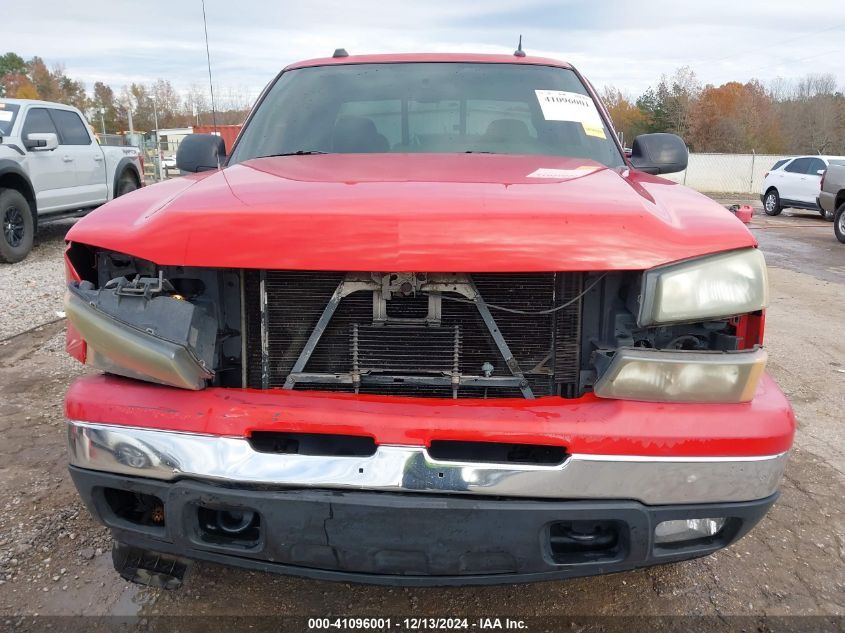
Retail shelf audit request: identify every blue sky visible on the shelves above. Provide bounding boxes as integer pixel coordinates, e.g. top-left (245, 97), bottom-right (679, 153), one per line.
top-left (5, 0), bottom-right (845, 102)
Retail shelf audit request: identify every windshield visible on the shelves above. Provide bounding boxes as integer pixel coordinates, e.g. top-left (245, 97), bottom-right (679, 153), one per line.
top-left (230, 62), bottom-right (624, 167)
top-left (0, 102), bottom-right (20, 137)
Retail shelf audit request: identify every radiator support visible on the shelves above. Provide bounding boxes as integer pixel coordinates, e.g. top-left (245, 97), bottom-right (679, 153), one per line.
top-left (278, 273), bottom-right (534, 399)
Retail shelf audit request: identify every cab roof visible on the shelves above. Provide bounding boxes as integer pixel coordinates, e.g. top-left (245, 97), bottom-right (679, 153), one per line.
top-left (0, 98), bottom-right (78, 110)
top-left (284, 52), bottom-right (574, 72)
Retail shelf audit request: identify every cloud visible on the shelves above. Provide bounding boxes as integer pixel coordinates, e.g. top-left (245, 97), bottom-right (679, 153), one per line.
top-left (3, 0), bottom-right (844, 100)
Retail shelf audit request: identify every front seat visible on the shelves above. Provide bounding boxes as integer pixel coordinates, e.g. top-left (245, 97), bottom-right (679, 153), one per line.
top-left (482, 118), bottom-right (532, 144)
top-left (332, 116), bottom-right (390, 153)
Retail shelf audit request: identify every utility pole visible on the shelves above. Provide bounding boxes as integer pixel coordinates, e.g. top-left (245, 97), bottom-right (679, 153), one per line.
top-left (127, 102), bottom-right (134, 136)
top-left (749, 150), bottom-right (756, 194)
top-left (99, 108), bottom-right (106, 138)
top-left (152, 97), bottom-right (161, 181)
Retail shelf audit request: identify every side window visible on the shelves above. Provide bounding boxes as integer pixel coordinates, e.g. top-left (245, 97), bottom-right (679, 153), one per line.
top-left (22, 108), bottom-right (58, 137)
top-left (784, 158), bottom-right (810, 174)
top-left (50, 109), bottom-right (91, 145)
top-left (805, 158), bottom-right (825, 175)
top-left (771, 159), bottom-right (788, 171)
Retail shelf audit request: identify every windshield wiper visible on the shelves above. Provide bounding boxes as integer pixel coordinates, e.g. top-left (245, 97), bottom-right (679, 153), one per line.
top-left (464, 151), bottom-right (501, 154)
top-left (259, 150), bottom-right (329, 157)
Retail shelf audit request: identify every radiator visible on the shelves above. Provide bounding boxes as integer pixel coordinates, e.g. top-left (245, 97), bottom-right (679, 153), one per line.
top-left (244, 271), bottom-right (582, 399)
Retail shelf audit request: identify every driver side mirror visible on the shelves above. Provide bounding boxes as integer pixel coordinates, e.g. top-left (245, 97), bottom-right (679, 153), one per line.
top-left (629, 133), bottom-right (688, 175)
top-left (25, 132), bottom-right (59, 152)
top-left (176, 134), bottom-right (226, 173)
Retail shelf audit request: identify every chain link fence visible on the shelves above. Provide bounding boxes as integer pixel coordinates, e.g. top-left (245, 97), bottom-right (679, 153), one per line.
top-left (663, 153), bottom-right (792, 195)
top-left (132, 137), bottom-right (182, 183)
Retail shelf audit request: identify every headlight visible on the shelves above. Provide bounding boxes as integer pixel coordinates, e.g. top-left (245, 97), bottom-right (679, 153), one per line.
top-left (65, 278), bottom-right (216, 390)
top-left (638, 249), bottom-right (768, 326)
top-left (593, 348), bottom-right (767, 403)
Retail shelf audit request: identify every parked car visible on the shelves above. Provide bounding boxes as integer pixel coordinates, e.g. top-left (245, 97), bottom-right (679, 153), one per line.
top-left (161, 155), bottom-right (178, 173)
top-left (761, 155), bottom-right (845, 219)
top-left (0, 99), bottom-right (144, 263)
top-left (63, 52), bottom-right (793, 588)
top-left (819, 163), bottom-right (845, 243)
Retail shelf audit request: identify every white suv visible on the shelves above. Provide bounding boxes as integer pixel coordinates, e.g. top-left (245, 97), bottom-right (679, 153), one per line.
top-left (0, 99), bottom-right (144, 263)
top-left (761, 155), bottom-right (845, 220)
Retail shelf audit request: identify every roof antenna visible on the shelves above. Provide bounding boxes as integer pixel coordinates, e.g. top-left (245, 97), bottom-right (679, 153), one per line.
top-left (514, 35), bottom-right (526, 57)
top-left (333, 48), bottom-right (349, 58)
top-left (201, 0), bottom-right (218, 133)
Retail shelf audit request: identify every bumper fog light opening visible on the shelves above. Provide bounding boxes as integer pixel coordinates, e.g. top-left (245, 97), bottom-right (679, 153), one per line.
top-left (654, 517), bottom-right (727, 546)
top-left (197, 506), bottom-right (262, 548)
top-left (103, 488), bottom-right (166, 529)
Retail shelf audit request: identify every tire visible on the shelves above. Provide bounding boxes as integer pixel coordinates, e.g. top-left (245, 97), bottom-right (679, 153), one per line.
top-left (116, 171), bottom-right (139, 197)
top-left (835, 203), bottom-right (845, 244)
top-left (763, 189), bottom-right (782, 216)
top-left (0, 188), bottom-right (35, 264)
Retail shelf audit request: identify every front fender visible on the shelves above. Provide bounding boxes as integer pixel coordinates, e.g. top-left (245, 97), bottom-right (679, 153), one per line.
top-left (0, 158), bottom-right (37, 220)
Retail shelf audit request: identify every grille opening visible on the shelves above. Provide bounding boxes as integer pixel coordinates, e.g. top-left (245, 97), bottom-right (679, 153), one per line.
top-left (103, 488), bottom-right (165, 528)
top-left (249, 431), bottom-right (377, 457)
top-left (197, 506), bottom-right (261, 547)
top-left (246, 271), bottom-right (584, 398)
top-left (428, 440), bottom-right (567, 465)
top-left (548, 520), bottom-right (625, 564)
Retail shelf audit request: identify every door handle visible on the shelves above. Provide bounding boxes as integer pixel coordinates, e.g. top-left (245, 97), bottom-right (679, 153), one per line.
top-left (93, 155), bottom-right (104, 162)
top-left (62, 155), bottom-right (74, 162)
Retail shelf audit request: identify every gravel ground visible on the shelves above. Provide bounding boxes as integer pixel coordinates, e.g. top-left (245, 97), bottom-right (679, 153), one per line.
top-left (0, 205), bottom-right (843, 626)
top-left (0, 220), bottom-right (75, 340)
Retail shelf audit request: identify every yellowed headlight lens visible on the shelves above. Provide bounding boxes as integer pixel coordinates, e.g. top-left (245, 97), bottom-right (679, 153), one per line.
top-left (639, 249), bottom-right (768, 326)
top-left (593, 348), bottom-right (767, 403)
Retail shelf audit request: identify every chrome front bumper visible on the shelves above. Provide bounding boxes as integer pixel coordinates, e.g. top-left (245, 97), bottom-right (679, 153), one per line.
top-left (67, 421), bottom-right (787, 505)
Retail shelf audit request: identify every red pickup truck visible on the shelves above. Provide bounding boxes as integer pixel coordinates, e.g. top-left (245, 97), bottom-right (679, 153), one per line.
top-left (62, 53), bottom-right (794, 588)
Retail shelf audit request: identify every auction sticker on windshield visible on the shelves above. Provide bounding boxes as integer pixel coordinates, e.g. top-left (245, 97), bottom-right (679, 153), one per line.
top-left (535, 90), bottom-right (606, 139)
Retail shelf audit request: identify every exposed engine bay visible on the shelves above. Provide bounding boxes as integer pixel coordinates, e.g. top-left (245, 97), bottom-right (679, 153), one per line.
top-left (65, 246), bottom-right (750, 398)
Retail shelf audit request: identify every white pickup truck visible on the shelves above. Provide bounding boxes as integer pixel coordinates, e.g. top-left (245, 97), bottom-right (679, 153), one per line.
top-left (0, 99), bottom-right (144, 263)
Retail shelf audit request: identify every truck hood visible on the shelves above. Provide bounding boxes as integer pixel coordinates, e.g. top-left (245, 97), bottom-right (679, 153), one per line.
top-left (67, 153), bottom-right (755, 271)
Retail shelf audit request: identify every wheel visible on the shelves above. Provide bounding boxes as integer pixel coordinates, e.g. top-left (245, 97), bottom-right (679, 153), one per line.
top-left (116, 171), bottom-right (139, 197)
top-left (0, 188), bottom-right (35, 264)
top-left (763, 189), bottom-right (782, 216)
top-left (835, 203), bottom-right (845, 244)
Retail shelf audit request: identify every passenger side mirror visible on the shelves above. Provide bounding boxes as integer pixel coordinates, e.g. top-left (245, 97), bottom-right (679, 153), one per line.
top-left (176, 134), bottom-right (226, 173)
top-left (25, 132), bottom-right (59, 152)
top-left (816, 169), bottom-right (825, 176)
top-left (629, 133), bottom-right (688, 175)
